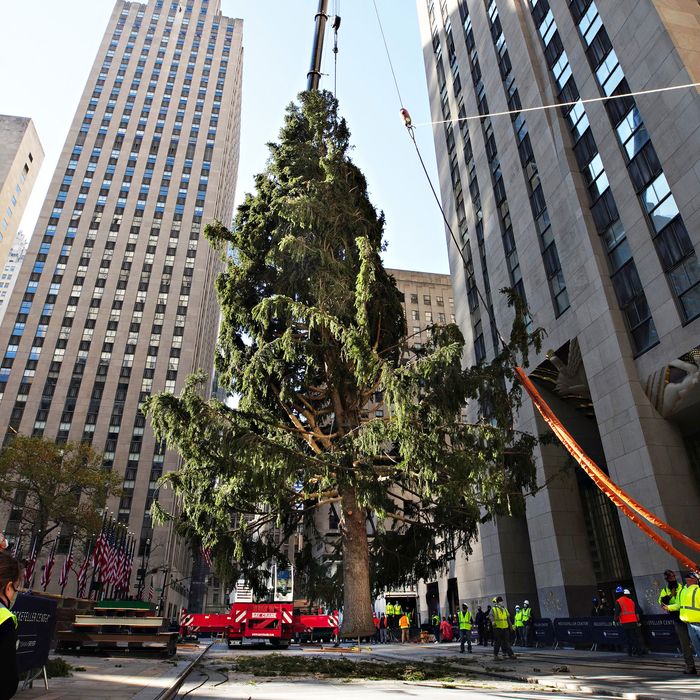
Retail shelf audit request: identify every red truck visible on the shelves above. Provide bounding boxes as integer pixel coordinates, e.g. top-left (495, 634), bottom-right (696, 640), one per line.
top-left (180, 602), bottom-right (340, 648)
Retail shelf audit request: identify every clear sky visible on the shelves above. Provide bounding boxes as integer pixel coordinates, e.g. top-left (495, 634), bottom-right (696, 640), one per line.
top-left (0, 0), bottom-right (449, 275)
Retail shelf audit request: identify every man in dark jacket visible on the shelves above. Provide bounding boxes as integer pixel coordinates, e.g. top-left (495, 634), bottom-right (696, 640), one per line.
top-left (475, 606), bottom-right (486, 645)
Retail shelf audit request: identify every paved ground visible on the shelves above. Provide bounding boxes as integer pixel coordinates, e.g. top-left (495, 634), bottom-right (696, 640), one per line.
top-left (19, 639), bottom-right (699, 699)
top-left (19, 645), bottom-right (203, 700)
top-left (179, 639), bottom-right (699, 699)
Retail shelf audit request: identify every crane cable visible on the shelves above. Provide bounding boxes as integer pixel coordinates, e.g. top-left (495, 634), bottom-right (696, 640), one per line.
top-left (369, 0), bottom-right (699, 570)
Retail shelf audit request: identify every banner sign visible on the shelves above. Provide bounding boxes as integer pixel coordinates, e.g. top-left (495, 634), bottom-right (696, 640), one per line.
top-left (273, 564), bottom-right (293, 602)
top-left (13, 593), bottom-right (58, 673)
top-left (553, 617), bottom-right (593, 646)
top-left (590, 616), bottom-right (625, 645)
top-left (641, 615), bottom-right (679, 652)
top-left (532, 618), bottom-right (555, 646)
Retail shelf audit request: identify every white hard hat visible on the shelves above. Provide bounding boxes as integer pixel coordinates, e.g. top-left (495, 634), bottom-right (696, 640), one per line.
top-left (623, 589), bottom-right (631, 595)
top-left (515, 605), bottom-right (520, 609)
top-left (524, 600), bottom-right (529, 605)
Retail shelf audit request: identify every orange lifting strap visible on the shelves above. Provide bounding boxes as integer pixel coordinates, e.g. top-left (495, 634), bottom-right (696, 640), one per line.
top-left (515, 367), bottom-right (699, 572)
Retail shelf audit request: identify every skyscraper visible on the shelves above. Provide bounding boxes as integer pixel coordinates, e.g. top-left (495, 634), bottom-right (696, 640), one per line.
top-left (0, 0), bottom-right (242, 617)
top-left (416, 0), bottom-right (700, 619)
top-left (0, 231), bottom-right (29, 325)
top-left (0, 116), bottom-right (43, 280)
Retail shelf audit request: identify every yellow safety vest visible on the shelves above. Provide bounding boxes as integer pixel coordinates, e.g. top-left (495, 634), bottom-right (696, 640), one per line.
top-left (514, 610), bottom-right (524, 627)
top-left (521, 607), bottom-right (531, 623)
top-left (658, 584), bottom-right (683, 607)
top-left (492, 605), bottom-right (510, 629)
top-left (394, 604), bottom-right (402, 615)
top-left (677, 584), bottom-right (700, 624)
top-left (386, 603), bottom-right (394, 615)
top-left (0, 605), bottom-right (17, 629)
top-left (458, 610), bottom-right (472, 630)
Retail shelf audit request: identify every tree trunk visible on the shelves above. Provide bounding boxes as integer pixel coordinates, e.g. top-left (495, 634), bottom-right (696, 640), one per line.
top-left (338, 485), bottom-right (375, 637)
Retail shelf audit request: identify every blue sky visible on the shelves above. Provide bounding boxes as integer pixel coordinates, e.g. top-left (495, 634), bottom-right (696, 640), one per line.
top-left (0, 0), bottom-right (449, 274)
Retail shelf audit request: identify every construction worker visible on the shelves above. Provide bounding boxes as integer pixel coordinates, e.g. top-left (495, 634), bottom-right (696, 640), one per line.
top-left (399, 610), bottom-right (410, 643)
top-left (393, 600), bottom-right (402, 630)
top-left (431, 610), bottom-right (441, 643)
top-left (659, 569), bottom-right (696, 674)
top-left (489, 596), bottom-right (516, 659)
top-left (458, 603), bottom-right (472, 653)
top-left (513, 605), bottom-right (524, 646)
top-left (664, 571), bottom-right (700, 672)
top-left (614, 586), bottom-right (644, 656)
top-left (522, 599), bottom-right (533, 647)
top-left (475, 606), bottom-right (486, 646)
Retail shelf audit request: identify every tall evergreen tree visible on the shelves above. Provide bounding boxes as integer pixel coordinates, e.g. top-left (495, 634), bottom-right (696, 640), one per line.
top-left (144, 91), bottom-right (541, 636)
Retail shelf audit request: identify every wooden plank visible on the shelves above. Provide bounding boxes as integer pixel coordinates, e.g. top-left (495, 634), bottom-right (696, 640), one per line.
top-left (73, 615), bottom-right (166, 627)
top-left (57, 631), bottom-right (176, 643)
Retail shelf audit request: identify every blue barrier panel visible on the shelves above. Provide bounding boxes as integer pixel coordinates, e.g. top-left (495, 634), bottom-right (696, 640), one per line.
top-left (532, 618), bottom-right (555, 646)
top-left (642, 615), bottom-right (679, 652)
top-left (13, 593), bottom-right (58, 674)
top-left (553, 617), bottom-right (593, 646)
top-left (590, 616), bottom-right (625, 646)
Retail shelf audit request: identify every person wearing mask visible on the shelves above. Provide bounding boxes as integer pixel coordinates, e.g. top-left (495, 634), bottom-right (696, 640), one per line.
top-left (513, 605), bottom-right (524, 645)
top-left (0, 551), bottom-right (21, 700)
top-left (458, 603), bottom-right (472, 653)
top-left (475, 606), bottom-right (486, 646)
top-left (664, 571), bottom-right (700, 672)
top-left (614, 586), bottom-right (644, 656)
top-left (522, 600), bottom-right (534, 647)
top-left (399, 611), bottom-right (410, 643)
top-left (658, 569), bottom-right (695, 674)
top-left (489, 596), bottom-right (516, 660)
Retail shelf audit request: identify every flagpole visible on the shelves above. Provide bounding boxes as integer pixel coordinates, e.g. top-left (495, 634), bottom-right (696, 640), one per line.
top-left (60, 535), bottom-right (74, 596)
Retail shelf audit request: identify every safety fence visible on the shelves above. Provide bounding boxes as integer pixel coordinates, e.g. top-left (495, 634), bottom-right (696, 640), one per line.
top-left (533, 615), bottom-right (678, 652)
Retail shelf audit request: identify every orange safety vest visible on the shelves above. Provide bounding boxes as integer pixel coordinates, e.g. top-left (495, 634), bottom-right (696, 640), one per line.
top-left (616, 596), bottom-right (638, 624)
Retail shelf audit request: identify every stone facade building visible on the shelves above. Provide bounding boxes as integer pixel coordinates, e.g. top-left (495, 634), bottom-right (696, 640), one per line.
top-left (0, 0), bottom-right (242, 619)
top-left (0, 116), bottom-right (43, 282)
top-left (416, 0), bottom-right (700, 620)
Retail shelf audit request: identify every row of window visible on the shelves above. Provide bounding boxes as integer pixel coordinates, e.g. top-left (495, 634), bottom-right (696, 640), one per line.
top-left (483, 0), bottom-right (569, 318)
top-left (529, 0), bottom-right (659, 354)
top-left (566, 0), bottom-right (699, 324)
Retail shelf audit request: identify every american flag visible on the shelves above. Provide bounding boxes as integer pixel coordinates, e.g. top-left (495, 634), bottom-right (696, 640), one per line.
top-left (202, 546), bottom-right (213, 567)
top-left (76, 555), bottom-right (90, 598)
top-left (59, 537), bottom-right (74, 592)
top-left (122, 536), bottom-right (134, 594)
top-left (147, 578), bottom-right (155, 602)
top-left (24, 535), bottom-right (39, 588)
top-left (41, 540), bottom-right (57, 591)
top-left (101, 522), bottom-right (118, 585)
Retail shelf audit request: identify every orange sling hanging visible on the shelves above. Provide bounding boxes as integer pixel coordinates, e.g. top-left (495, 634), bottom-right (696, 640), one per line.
top-left (515, 367), bottom-right (699, 571)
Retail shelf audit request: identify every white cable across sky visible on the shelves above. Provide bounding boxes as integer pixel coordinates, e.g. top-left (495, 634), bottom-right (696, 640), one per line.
top-left (412, 81), bottom-right (700, 128)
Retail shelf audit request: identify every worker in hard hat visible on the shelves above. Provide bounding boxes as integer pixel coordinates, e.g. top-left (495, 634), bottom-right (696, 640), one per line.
top-left (614, 586), bottom-right (645, 656)
top-left (513, 605), bottom-right (524, 646)
top-left (489, 596), bottom-right (516, 659)
top-left (522, 599), bottom-right (534, 647)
